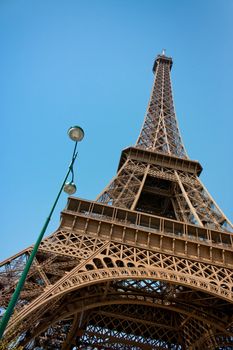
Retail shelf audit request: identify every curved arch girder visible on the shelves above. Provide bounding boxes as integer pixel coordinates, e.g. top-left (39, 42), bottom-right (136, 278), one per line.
top-left (6, 264), bottom-right (233, 338)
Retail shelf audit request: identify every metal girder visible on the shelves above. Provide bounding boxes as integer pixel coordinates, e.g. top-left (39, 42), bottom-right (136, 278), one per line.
top-left (1, 203), bottom-right (233, 348)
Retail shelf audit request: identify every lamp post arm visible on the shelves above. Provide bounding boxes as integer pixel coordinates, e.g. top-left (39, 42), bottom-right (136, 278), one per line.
top-left (0, 142), bottom-right (78, 339)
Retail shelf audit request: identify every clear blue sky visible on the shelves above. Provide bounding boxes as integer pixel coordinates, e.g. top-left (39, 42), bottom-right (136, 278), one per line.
top-left (1, 0), bottom-right (233, 260)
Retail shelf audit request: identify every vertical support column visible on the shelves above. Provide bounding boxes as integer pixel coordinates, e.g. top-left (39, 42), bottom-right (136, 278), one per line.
top-left (61, 312), bottom-right (85, 350)
top-left (130, 164), bottom-right (150, 210)
top-left (174, 171), bottom-right (203, 226)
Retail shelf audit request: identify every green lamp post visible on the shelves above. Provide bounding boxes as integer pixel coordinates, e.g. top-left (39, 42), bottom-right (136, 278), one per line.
top-left (0, 126), bottom-right (84, 339)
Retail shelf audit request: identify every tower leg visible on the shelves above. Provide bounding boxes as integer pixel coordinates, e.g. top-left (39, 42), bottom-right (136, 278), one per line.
top-left (61, 312), bottom-right (85, 350)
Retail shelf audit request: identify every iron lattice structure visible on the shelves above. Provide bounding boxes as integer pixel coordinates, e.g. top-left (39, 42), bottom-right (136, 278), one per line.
top-left (1, 53), bottom-right (233, 349)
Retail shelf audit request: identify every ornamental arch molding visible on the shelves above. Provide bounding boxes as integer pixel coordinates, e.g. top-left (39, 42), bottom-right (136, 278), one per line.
top-left (48, 265), bottom-right (233, 303)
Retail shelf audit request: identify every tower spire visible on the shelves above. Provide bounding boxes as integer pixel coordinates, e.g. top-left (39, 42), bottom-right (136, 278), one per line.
top-left (136, 53), bottom-right (187, 159)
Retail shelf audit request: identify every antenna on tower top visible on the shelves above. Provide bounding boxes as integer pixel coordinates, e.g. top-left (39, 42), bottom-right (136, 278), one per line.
top-left (162, 49), bottom-right (166, 56)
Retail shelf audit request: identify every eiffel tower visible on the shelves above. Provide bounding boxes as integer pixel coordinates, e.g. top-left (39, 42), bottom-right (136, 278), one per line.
top-left (1, 52), bottom-right (233, 350)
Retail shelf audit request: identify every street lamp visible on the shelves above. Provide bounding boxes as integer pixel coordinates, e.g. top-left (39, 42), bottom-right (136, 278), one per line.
top-left (63, 181), bottom-right (76, 195)
top-left (63, 126), bottom-right (84, 195)
top-left (68, 126), bottom-right (84, 142)
top-left (0, 126), bottom-right (84, 339)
